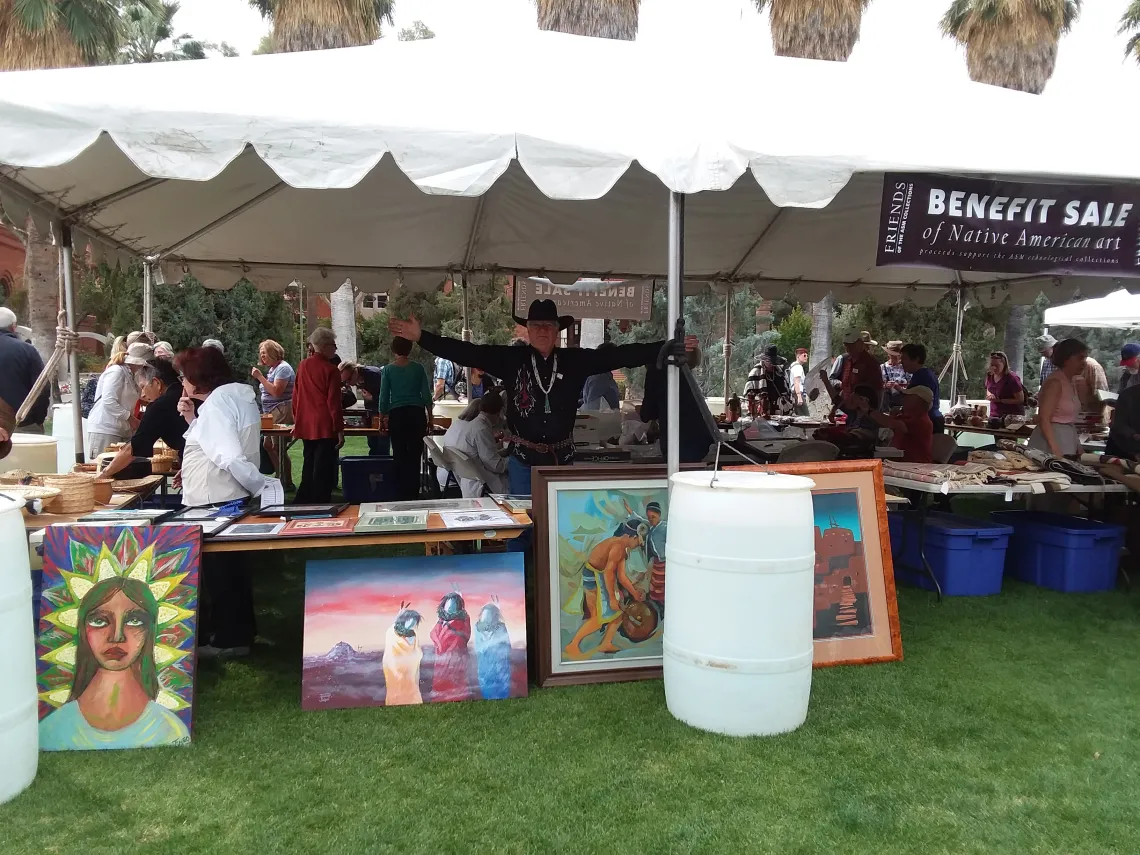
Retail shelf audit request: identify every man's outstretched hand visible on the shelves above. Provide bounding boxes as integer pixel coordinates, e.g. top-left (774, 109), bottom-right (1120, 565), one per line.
top-left (388, 315), bottom-right (422, 342)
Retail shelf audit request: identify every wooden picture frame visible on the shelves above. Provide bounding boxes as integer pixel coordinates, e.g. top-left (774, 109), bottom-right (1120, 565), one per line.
top-left (729, 459), bottom-right (903, 667)
top-left (531, 465), bottom-right (670, 688)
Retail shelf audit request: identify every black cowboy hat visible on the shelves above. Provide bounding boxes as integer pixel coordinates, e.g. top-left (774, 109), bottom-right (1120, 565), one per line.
top-left (513, 299), bottom-right (574, 331)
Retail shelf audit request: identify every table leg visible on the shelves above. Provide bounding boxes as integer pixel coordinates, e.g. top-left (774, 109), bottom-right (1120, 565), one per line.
top-left (896, 490), bottom-right (943, 601)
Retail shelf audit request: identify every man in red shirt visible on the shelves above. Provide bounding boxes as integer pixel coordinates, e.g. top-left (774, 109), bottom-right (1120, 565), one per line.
top-left (859, 385), bottom-right (934, 463)
top-left (292, 327), bottom-right (345, 502)
top-left (837, 331), bottom-right (884, 413)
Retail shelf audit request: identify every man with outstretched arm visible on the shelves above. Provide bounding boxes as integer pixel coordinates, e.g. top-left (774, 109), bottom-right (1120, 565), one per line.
top-left (389, 298), bottom-right (695, 500)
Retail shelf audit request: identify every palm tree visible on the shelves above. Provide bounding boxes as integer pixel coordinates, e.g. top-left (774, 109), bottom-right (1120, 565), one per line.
top-left (941, 0), bottom-right (1081, 95)
top-left (247, 0), bottom-right (394, 352)
top-left (0, 0), bottom-right (139, 70)
top-left (1120, 1), bottom-right (1140, 64)
top-left (249, 0), bottom-right (394, 52)
top-left (752, 0), bottom-right (873, 61)
top-left (535, 0), bottom-right (639, 40)
top-left (942, 1), bottom-right (1080, 376)
top-left (1, 0), bottom-right (157, 359)
top-left (751, 2), bottom-right (873, 364)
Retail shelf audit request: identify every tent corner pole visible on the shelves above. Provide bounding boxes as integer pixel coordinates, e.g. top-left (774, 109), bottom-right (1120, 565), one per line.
top-left (949, 275), bottom-right (965, 405)
top-left (722, 285), bottom-right (733, 404)
top-left (460, 273), bottom-right (472, 397)
top-left (59, 224), bottom-right (84, 464)
top-left (142, 261), bottom-right (153, 333)
top-left (667, 192), bottom-right (684, 480)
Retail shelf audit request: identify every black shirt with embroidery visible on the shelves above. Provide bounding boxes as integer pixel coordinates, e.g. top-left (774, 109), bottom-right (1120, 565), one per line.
top-left (419, 331), bottom-right (665, 465)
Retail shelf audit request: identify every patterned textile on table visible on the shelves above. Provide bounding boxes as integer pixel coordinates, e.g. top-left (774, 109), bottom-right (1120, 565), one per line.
top-left (883, 461), bottom-right (997, 488)
top-left (1020, 447), bottom-right (1105, 486)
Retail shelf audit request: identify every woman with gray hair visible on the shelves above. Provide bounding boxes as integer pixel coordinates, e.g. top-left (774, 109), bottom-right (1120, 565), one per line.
top-left (292, 327), bottom-right (344, 502)
top-left (100, 359), bottom-right (187, 479)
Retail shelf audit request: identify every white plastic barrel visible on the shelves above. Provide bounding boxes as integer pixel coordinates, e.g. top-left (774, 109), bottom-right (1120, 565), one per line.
top-left (0, 434), bottom-right (58, 476)
top-left (50, 403), bottom-right (77, 472)
top-left (664, 470), bottom-right (816, 737)
top-left (0, 493), bottom-right (38, 803)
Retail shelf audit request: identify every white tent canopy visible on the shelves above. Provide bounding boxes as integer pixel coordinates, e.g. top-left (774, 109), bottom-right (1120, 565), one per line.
top-left (1044, 289), bottom-right (1140, 329)
top-left (1, 31), bottom-right (1138, 307)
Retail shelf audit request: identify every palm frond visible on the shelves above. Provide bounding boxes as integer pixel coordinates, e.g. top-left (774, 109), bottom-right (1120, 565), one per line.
top-left (535, 0), bottom-right (640, 41)
top-left (272, 0), bottom-right (383, 51)
top-left (941, 0), bottom-right (1080, 94)
top-left (1118, 0), bottom-right (1140, 35)
top-left (1126, 31), bottom-right (1140, 62)
top-left (756, 0), bottom-right (872, 62)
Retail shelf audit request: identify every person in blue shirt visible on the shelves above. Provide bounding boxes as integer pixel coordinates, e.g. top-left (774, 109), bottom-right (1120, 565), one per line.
top-left (580, 344), bottom-right (621, 411)
top-left (900, 343), bottom-right (944, 434)
top-left (433, 356), bottom-right (459, 401)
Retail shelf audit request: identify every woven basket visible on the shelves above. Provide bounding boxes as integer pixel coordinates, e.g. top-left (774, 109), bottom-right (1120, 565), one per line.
top-left (112, 474), bottom-right (163, 494)
top-left (72, 463), bottom-right (99, 475)
top-left (42, 473), bottom-right (97, 513)
top-left (0, 485), bottom-right (61, 513)
top-left (93, 478), bottom-right (114, 505)
top-left (0, 469), bottom-right (43, 486)
top-left (150, 456), bottom-right (173, 474)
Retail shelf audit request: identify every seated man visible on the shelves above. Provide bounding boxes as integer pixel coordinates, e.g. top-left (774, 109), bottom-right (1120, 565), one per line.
top-left (1106, 382), bottom-right (1140, 459)
top-left (856, 385), bottom-right (934, 463)
top-left (442, 391), bottom-right (509, 497)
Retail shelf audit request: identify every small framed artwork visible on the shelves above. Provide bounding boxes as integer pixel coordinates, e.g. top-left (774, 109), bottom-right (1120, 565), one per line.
top-left (281, 517), bottom-right (356, 536)
top-left (730, 460), bottom-right (903, 667)
top-left (354, 512), bottom-right (429, 533)
top-left (531, 466), bottom-right (670, 687)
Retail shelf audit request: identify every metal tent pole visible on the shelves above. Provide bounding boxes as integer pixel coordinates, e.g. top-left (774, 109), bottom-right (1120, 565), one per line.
top-left (949, 280), bottom-right (965, 404)
top-left (722, 285), bottom-right (733, 403)
top-left (142, 261), bottom-right (153, 333)
top-left (60, 224), bottom-right (84, 463)
top-left (667, 192), bottom-right (685, 480)
top-left (460, 274), bottom-right (472, 397)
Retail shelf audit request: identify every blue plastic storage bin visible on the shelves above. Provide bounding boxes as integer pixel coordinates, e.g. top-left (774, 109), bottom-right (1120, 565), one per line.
top-left (339, 456), bottom-right (399, 503)
top-left (888, 512), bottom-right (1013, 596)
top-left (990, 511), bottom-right (1124, 592)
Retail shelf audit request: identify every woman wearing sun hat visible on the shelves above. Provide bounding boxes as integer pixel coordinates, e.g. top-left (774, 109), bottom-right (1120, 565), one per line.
top-left (86, 341), bottom-right (154, 458)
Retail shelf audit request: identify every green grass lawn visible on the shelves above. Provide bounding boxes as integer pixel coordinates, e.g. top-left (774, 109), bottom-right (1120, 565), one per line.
top-left (5, 440), bottom-right (1139, 854)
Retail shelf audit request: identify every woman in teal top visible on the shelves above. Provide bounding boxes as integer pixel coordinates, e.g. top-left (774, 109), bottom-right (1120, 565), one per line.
top-left (380, 336), bottom-right (434, 500)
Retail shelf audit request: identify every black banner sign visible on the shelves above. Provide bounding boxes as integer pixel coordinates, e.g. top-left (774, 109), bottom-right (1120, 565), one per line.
top-left (877, 173), bottom-right (1140, 277)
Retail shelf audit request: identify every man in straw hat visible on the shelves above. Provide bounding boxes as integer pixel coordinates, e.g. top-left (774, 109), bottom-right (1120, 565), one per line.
top-left (390, 299), bottom-right (696, 497)
top-left (822, 330), bottom-right (883, 414)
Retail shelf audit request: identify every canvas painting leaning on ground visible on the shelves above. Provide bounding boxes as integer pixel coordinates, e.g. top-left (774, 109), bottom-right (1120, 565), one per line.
top-left (37, 525), bottom-right (201, 750)
top-left (302, 553), bottom-right (528, 709)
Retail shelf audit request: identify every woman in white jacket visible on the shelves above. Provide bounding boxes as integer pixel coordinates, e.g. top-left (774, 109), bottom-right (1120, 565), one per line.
top-left (174, 346), bottom-right (280, 659)
top-left (87, 340), bottom-right (152, 458)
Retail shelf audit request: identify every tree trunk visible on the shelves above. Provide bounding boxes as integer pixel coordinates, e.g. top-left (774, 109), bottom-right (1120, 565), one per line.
top-left (330, 279), bottom-right (358, 363)
top-left (22, 216), bottom-right (58, 363)
top-left (810, 294), bottom-right (834, 367)
top-left (1004, 305), bottom-right (1029, 379)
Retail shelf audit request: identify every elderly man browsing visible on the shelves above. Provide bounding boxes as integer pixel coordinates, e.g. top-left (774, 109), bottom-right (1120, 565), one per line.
top-left (0, 306), bottom-right (50, 455)
top-left (389, 298), bottom-right (695, 497)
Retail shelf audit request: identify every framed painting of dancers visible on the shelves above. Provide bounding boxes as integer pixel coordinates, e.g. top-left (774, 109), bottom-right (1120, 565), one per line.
top-left (531, 466), bottom-right (670, 687)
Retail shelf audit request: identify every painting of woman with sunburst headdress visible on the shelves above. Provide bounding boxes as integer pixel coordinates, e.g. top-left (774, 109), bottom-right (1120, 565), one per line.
top-left (37, 526), bottom-right (201, 750)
